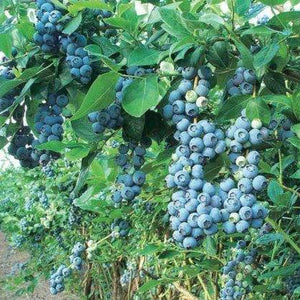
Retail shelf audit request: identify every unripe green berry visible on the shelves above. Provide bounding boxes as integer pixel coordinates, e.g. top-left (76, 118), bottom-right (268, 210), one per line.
top-left (229, 212), bottom-right (240, 223)
top-left (251, 118), bottom-right (262, 129)
top-left (236, 156), bottom-right (246, 167)
top-left (196, 96), bottom-right (208, 108)
top-left (185, 90), bottom-right (198, 103)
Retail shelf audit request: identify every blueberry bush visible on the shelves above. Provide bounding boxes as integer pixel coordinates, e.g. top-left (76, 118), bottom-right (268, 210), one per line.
top-left (0, 0), bottom-right (300, 299)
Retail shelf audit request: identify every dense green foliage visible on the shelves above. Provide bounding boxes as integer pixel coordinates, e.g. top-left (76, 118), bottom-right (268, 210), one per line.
top-left (0, 0), bottom-right (300, 299)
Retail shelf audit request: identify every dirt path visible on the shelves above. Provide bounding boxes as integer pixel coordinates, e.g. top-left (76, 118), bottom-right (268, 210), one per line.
top-left (0, 232), bottom-right (82, 300)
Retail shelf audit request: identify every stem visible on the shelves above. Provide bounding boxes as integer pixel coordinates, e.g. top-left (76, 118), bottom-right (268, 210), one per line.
top-left (278, 149), bottom-right (283, 184)
top-left (198, 276), bottom-right (213, 300)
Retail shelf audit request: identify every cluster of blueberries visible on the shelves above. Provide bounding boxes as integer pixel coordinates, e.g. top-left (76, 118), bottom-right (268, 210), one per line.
top-left (34, 1), bottom-right (93, 84)
top-left (226, 109), bottom-right (269, 172)
top-left (33, 0), bottom-right (64, 53)
top-left (112, 143), bottom-right (146, 206)
top-left (93, 9), bottom-right (118, 38)
top-left (42, 164), bottom-right (55, 177)
top-left (165, 66), bottom-right (269, 249)
top-left (285, 266), bottom-right (300, 295)
top-left (88, 67), bottom-right (153, 134)
top-left (226, 68), bottom-right (256, 96)
top-left (0, 67), bottom-right (17, 117)
top-left (69, 242), bottom-right (85, 270)
top-left (111, 218), bottom-right (130, 238)
top-left (61, 33), bottom-right (93, 84)
top-left (19, 218), bottom-right (29, 232)
top-left (219, 240), bottom-right (258, 300)
top-left (257, 14), bottom-right (269, 25)
top-left (276, 118), bottom-right (295, 141)
top-left (32, 93), bottom-right (68, 165)
top-left (8, 126), bottom-right (39, 168)
top-left (37, 190), bottom-right (49, 208)
top-left (49, 264), bottom-right (71, 295)
top-left (163, 66), bottom-right (213, 124)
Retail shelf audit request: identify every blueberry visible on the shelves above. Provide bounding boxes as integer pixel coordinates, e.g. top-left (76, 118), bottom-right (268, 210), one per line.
top-left (197, 193), bottom-right (211, 206)
top-left (243, 164), bottom-right (259, 179)
top-left (202, 147), bottom-right (216, 159)
top-left (51, 124), bottom-right (63, 136)
top-left (235, 116), bottom-right (251, 130)
top-left (215, 140), bottom-right (226, 154)
top-left (223, 221), bottom-right (236, 234)
top-left (249, 129), bottom-right (263, 145)
top-left (239, 206), bottom-right (253, 220)
top-left (172, 100), bottom-right (185, 114)
top-left (163, 104), bottom-right (173, 120)
top-left (240, 82), bottom-right (253, 95)
top-left (132, 171), bottom-right (146, 186)
top-left (210, 208), bottom-right (222, 223)
top-left (67, 44), bottom-right (76, 55)
top-left (246, 151), bottom-right (260, 165)
top-left (232, 73), bottom-right (244, 86)
top-left (92, 122), bottom-right (105, 134)
top-left (88, 112), bottom-right (99, 123)
top-left (188, 178), bottom-right (204, 190)
top-left (178, 208), bottom-right (189, 222)
top-left (168, 90), bottom-right (182, 103)
top-left (195, 84), bottom-right (209, 97)
top-left (178, 222), bottom-right (192, 236)
top-left (176, 145), bottom-right (190, 158)
top-left (189, 138), bottom-right (204, 152)
top-left (240, 193), bottom-right (256, 207)
top-left (198, 66), bottom-right (212, 80)
top-left (70, 68), bottom-right (80, 78)
top-left (197, 214), bottom-right (213, 229)
top-left (251, 203), bottom-right (267, 218)
top-left (228, 86), bottom-right (241, 96)
top-left (236, 220), bottom-right (250, 233)
top-left (174, 170), bottom-right (191, 187)
top-left (49, 10), bottom-right (62, 24)
top-left (182, 237), bottom-right (197, 249)
top-left (224, 197), bottom-right (241, 213)
top-left (178, 79), bottom-right (193, 95)
top-left (121, 186), bottom-right (135, 201)
top-left (173, 230), bottom-right (184, 242)
top-left (41, 3), bottom-right (54, 13)
top-left (203, 133), bottom-right (218, 147)
top-left (191, 164), bottom-right (204, 178)
top-left (182, 67), bottom-right (197, 79)
top-left (237, 178), bottom-right (253, 193)
top-left (220, 178), bottom-right (235, 192)
top-left (243, 69), bottom-right (256, 84)
top-left (234, 128), bottom-right (249, 144)
top-left (179, 131), bottom-right (191, 145)
top-left (45, 22), bottom-right (56, 34)
top-left (187, 212), bottom-right (199, 227)
top-left (177, 118), bottom-right (190, 132)
top-left (185, 102), bottom-right (199, 117)
top-left (80, 65), bottom-right (92, 77)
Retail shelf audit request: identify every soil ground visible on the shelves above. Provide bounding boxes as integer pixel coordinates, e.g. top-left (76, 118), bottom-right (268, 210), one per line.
top-left (0, 232), bottom-right (82, 300)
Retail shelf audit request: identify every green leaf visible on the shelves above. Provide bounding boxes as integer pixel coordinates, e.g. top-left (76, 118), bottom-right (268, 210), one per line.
top-left (217, 95), bottom-right (251, 122)
top-left (0, 136), bottom-right (8, 150)
top-left (127, 46), bottom-right (161, 67)
top-left (198, 13), bottom-right (225, 28)
top-left (68, 1), bottom-right (111, 15)
top-left (105, 17), bottom-right (137, 34)
top-left (62, 12), bottom-right (82, 35)
top-left (138, 280), bottom-right (162, 293)
top-left (122, 75), bottom-right (163, 117)
top-left (288, 137), bottom-right (300, 149)
top-left (36, 141), bottom-right (66, 152)
top-left (267, 180), bottom-right (283, 203)
top-left (260, 0), bottom-right (287, 6)
top-left (242, 26), bottom-right (282, 37)
top-left (0, 33), bottom-right (12, 57)
top-left (159, 8), bottom-right (192, 38)
top-left (255, 233), bottom-right (284, 245)
top-left (254, 43), bottom-right (280, 69)
top-left (0, 79), bottom-right (24, 98)
top-left (235, 0), bottom-right (251, 16)
top-left (291, 124), bottom-right (300, 138)
top-left (206, 41), bottom-right (229, 69)
top-left (65, 147), bottom-right (90, 161)
top-left (158, 250), bottom-right (180, 259)
top-left (72, 71), bottom-right (119, 120)
top-left (203, 236), bottom-right (217, 256)
top-left (138, 244), bottom-right (163, 255)
top-left (232, 38), bottom-right (253, 69)
top-left (204, 154), bottom-right (228, 181)
top-left (259, 261), bottom-right (300, 280)
top-left (269, 11), bottom-right (300, 28)
top-left (50, 0), bottom-right (67, 10)
top-left (246, 98), bottom-right (271, 124)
